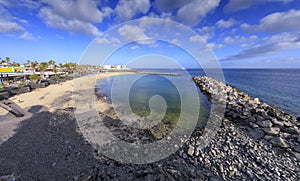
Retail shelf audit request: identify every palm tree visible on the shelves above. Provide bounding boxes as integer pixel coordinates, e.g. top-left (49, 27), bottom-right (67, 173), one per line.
top-left (10, 62), bottom-right (22, 73)
top-left (64, 62), bottom-right (77, 74)
top-left (58, 63), bottom-right (64, 75)
top-left (48, 60), bottom-right (56, 77)
top-left (53, 66), bottom-right (58, 77)
top-left (5, 57), bottom-right (10, 65)
top-left (31, 61), bottom-right (38, 74)
top-left (11, 62), bottom-right (20, 67)
top-left (48, 60), bottom-right (55, 68)
top-left (26, 60), bottom-right (31, 67)
top-left (38, 62), bottom-right (48, 80)
top-left (0, 58), bottom-right (5, 65)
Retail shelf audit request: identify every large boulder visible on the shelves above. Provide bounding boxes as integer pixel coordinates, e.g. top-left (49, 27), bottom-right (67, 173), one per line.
top-left (28, 82), bottom-right (46, 90)
top-left (0, 91), bottom-right (9, 99)
top-left (9, 86), bottom-right (30, 95)
top-left (269, 137), bottom-right (289, 148)
top-left (47, 80), bottom-right (59, 85)
top-left (262, 127), bottom-right (280, 136)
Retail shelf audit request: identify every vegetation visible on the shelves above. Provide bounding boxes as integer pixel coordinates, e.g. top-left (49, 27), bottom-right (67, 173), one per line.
top-left (0, 56), bottom-right (105, 79)
top-left (11, 62), bottom-right (20, 67)
top-left (29, 74), bottom-right (41, 81)
top-left (5, 57), bottom-right (10, 64)
top-left (38, 62), bottom-right (48, 80)
top-left (18, 83), bottom-right (27, 87)
top-left (30, 61), bottom-right (39, 74)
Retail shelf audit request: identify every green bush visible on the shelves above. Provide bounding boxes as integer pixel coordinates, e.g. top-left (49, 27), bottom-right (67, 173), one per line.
top-left (57, 74), bottom-right (65, 78)
top-left (29, 74), bottom-right (41, 81)
top-left (18, 83), bottom-right (27, 87)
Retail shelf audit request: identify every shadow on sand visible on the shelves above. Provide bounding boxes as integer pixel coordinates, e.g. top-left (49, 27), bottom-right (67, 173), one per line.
top-left (0, 105), bottom-right (97, 180)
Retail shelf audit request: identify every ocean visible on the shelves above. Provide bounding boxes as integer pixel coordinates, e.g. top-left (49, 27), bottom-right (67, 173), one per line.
top-left (95, 69), bottom-right (300, 118)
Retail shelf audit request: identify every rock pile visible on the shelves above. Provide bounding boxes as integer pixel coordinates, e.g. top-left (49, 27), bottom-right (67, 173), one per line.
top-left (74, 75), bottom-right (300, 180)
top-left (193, 76), bottom-right (300, 154)
top-left (188, 76), bottom-right (300, 180)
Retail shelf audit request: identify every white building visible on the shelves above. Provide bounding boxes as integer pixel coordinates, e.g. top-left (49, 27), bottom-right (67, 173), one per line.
top-left (103, 65), bottom-right (112, 69)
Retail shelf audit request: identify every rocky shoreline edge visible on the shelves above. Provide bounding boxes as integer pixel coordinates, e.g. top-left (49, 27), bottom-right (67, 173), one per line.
top-left (76, 75), bottom-right (299, 180)
top-left (192, 76), bottom-right (300, 154)
top-left (185, 76), bottom-right (300, 180)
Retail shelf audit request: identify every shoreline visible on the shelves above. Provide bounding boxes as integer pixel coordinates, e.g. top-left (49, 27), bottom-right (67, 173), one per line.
top-left (0, 72), bottom-right (131, 145)
top-left (0, 73), bottom-right (299, 180)
top-left (193, 76), bottom-right (300, 153)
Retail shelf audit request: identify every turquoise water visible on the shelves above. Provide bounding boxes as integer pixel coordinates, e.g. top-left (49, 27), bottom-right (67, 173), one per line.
top-left (95, 73), bottom-right (210, 128)
top-left (96, 69), bottom-right (300, 122)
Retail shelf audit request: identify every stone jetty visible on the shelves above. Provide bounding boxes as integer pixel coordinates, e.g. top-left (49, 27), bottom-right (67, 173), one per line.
top-left (185, 76), bottom-right (300, 180)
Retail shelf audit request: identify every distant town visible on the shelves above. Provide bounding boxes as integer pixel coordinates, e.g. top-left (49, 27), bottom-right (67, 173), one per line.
top-left (0, 57), bottom-right (129, 85)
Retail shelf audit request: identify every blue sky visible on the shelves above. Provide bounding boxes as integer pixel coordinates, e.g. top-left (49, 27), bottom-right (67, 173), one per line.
top-left (0, 0), bottom-right (300, 68)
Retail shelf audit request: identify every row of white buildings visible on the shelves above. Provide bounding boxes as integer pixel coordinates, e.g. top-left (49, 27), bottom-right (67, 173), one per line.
top-left (102, 65), bottom-right (128, 69)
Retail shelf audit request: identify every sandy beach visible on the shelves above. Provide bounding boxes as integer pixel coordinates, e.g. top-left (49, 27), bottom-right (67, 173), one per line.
top-left (0, 72), bottom-right (124, 144)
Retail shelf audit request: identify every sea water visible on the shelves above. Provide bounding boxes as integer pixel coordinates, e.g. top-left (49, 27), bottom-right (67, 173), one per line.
top-left (95, 69), bottom-right (300, 120)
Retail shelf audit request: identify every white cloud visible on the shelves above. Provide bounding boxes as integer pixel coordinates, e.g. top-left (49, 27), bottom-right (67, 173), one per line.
top-left (41, 0), bottom-right (111, 23)
top-left (242, 9), bottom-right (300, 33)
top-left (118, 24), bottom-right (154, 45)
top-left (224, 0), bottom-right (292, 12)
top-left (0, 0), bottom-right (40, 9)
top-left (170, 39), bottom-right (181, 46)
top-left (216, 18), bottom-right (236, 28)
top-left (0, 7), bottom-right (24, 33)
top-left (176, 0), bottom-right (220, 26)
top-left (189, 35), bottom-right (207, 43)
top-left (223, 35), bottom-right (257, 46)
top-left (0, 0), bottom-right (10, 6)
top-left (0, 20), bottom-right (23, 33)
top-left (56, 34), bottom-right (65, 40)
top-left (230, 28), bottom-right (237, 34)
top-left (198, 26), bottom-right (214, 34)
top-left (115, 0), bottom-right (150, 21)
top-left (19, 32), bottom-right (40, 40)
top-left (38, 7), bottom-right (101, 36)
top-left (223, 36), bottom-right (235, 44)
top-left (110, 37), bottom-right (122, 45)
top-left (222, 32), bottom-right (300, 60)
top-left (240, 23), bottom-right (250, 30)
top-left (14, 17), bottom-right (28, 24)
top-left (95, 37), bottom-right (110, 44)
top-left (38, 0), bottom-right (113, 36)
top-left (131, 45), bottom-right (139, 50)
top-left (95, 37), bottom-right (121, 46)
top-left (197, 26), bottom-right (215, 41)
top-left (207, 43), bottom-right (224, 49)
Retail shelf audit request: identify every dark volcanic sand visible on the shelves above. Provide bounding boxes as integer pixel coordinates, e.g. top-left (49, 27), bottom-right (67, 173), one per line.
top-left (0, 107), bottom-right (97, 180)
top-left (0, 106), bottom-right (218, 181)
top-left (1, 104), bottom-right (298, 180)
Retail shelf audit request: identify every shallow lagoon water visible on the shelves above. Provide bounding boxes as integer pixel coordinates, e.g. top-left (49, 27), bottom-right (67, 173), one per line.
top-left (95, 73), bottom-right (210, 129)
top-left (95, 68), bottom-right (300, 129)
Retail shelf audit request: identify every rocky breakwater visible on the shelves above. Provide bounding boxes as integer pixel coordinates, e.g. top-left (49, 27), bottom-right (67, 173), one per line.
top-left (187, 76), bottom-right (300, 180)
